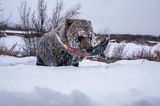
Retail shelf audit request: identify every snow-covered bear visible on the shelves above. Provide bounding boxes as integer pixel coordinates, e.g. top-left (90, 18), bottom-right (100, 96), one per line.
top-left (36, 19), bottom-right (109, 67)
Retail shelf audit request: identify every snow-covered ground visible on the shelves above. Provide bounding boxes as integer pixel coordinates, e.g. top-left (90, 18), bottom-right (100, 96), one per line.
top-left (106, 42), bottom-right (160, 58)
top-left (0, 56), bottom-right (160, 106)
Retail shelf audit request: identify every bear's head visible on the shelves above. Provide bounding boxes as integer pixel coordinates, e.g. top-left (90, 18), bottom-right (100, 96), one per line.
top-left (58, 19), bottom-right (95, 53)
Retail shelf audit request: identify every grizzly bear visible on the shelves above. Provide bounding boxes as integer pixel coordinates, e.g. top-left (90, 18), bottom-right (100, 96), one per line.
top-left (36, 19), bottom-right (109, 67)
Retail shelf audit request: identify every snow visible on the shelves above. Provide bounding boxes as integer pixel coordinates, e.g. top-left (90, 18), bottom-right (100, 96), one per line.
top-left (0, 56), bottom-right (160, 106)
top-left (0, 36), bottom-right (160, 106)
top-left (105, 42), bottom-right (160, 58)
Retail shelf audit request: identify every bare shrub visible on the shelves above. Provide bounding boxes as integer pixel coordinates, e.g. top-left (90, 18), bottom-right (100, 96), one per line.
top-left (50, 0), bottom-right (63, 29)
top-left (50, 1), bottom-right (81, 30)
top-left (0, 0), bottom-right (8, 30)
top-left (18, 0), bottom-right (31, 30)
top-left (130, 47), bottom-right (154, 60)
top-left (154, 46), bottom-right (160, 61)
top-left (63, 4), bottom-right (81, 20)
top-left (19, 0), bottom-right (47, 56)
top-left (32, 0), bottom-right (48, 34)
top-left (0, 0), bottom-right (4, 26)
top-left (112, 43), bottom-right (126, 59)
top-left (0, 41), bottom-right (20, 56)
top-left (22, 37), bottom-right (39, 56)
top-left (18, 0), bottom-right (81, 56)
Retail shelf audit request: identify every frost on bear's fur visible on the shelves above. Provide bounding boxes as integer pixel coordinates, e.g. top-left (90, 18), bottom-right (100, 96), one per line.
top-left (36, 19), bottom-right (94, 67)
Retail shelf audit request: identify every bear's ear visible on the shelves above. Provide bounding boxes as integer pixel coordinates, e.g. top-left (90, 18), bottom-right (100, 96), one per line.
top-left (65, 19), bottom-right (73, 28)
top-left (88, 20), bottom-right (92, 25)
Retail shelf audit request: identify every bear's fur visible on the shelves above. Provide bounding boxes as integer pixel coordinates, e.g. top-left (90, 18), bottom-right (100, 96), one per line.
top-left (36, 19), bottom-right (94, 67)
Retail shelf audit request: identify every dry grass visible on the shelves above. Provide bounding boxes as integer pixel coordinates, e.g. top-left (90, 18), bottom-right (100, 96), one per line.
top-left (22, 37), bottom-right (40, 56)
top-left (130, 47), bottom-right (153, 60)
top-left (0, 42), bottom-right (20, 56)
top-left (127, 47), bottom-right (160, 62)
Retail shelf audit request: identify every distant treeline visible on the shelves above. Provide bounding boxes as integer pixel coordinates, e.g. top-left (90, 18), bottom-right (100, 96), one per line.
top-left (96, 33), bottom-right (160, 42)
top-left (0, 24), bottom-right (34, 31)
top-left (1, 24), bottom-right (160, 43)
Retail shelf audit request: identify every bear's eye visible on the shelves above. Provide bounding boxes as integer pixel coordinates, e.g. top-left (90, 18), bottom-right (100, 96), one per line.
top-left (78, 36), bottom-right (85, 42)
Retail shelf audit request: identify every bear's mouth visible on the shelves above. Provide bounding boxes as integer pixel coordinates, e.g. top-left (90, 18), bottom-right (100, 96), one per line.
top-left (78, 36), bottom-right (93, 53)
top-left (81, 45), bottom-right (93, 53)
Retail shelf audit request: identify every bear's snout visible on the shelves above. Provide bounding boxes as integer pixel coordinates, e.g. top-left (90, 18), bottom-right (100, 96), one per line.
top-left (85, 45), bottom-right (93, 53)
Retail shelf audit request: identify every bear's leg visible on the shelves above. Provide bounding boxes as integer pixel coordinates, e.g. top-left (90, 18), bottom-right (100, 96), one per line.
top-left (36, 56), bottom-right (46, 66)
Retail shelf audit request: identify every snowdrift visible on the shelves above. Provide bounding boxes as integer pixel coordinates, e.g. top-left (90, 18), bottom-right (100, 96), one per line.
top-left (0, 56), bottom-right (160, 106)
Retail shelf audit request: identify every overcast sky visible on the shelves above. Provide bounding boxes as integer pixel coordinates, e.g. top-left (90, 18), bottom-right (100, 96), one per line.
top-left (1, 0), bottom-right (160, 35)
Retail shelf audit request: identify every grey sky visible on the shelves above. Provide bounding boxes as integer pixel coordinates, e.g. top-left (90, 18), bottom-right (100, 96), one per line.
top-left (2, 0), bottom-right (160, 35)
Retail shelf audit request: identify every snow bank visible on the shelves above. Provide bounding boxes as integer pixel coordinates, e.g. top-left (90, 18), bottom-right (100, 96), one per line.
top-left (0, 56), bottom-right (160, 106)
top-left (0, 88), bottom-right (95, 106)
top-left (0, 88), bottom-right (160, 106)
top-left (0, 56), bottom-right (35, 66)
top-left (0, 87), bottom-right (159, 106)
